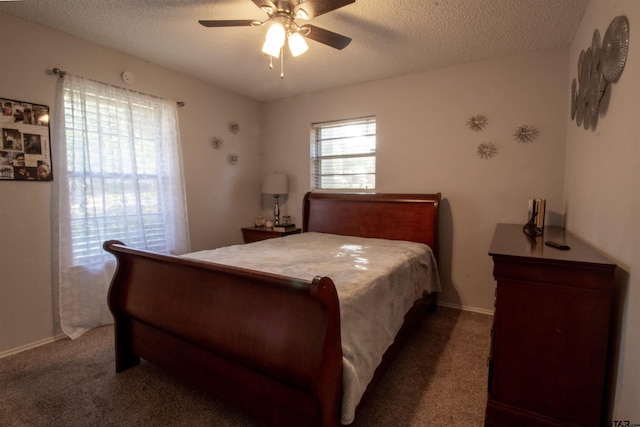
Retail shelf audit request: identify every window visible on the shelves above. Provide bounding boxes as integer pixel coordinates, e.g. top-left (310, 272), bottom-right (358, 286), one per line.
top-left (60, 77), bottom-right (189, 266)
top-left (311, 116), bottom-right (376, 190)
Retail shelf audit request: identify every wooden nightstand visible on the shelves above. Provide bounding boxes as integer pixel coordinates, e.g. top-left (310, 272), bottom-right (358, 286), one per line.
top-left (241, 226), bottom-right (301, 243)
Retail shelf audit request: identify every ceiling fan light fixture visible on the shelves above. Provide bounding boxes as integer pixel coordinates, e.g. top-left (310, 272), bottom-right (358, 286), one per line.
top-left (262, 39), bottom-right (281, 58)
top-left (262, 22), bottom-right (285, 57)
top-left (288, 31), bottom-right (308, 57)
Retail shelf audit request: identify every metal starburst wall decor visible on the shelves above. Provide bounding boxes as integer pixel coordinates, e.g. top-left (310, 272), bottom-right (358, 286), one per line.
top-left (228, 121), bottom-right (240, 135)
top-left (227, 153), bottom-right (239, 165)
top-left (210, 136), bottom-right (224, 150)
top-left (477, 142), bottom-right (498, 159)
top-left (467, 114), bottom-right (488, 131)
top-left (514, 125), bottom-right (539, 143)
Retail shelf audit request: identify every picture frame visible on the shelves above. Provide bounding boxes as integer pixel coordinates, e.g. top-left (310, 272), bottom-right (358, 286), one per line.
top-left (0, 97), bottom-right (52, 181)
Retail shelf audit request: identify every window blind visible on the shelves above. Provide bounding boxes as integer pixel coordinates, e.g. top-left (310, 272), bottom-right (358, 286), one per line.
top-left (311, 116), bottom-right (376, 190)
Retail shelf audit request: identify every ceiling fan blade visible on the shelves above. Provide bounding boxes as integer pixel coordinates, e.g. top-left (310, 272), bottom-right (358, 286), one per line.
top-left (199, 20), bottom-right (260, 28)
top-left (251, 0), bottom-right (277, 14)
top-left (300, 24), bottom-right (351, 50)
top-left (295, 0), bottom-right (355, 19)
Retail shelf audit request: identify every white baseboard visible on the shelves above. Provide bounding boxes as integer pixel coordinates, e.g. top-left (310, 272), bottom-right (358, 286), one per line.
top-left (0, 334), bottom-right (66, 359)
top-left (438, 301), bottom-right (494, 316)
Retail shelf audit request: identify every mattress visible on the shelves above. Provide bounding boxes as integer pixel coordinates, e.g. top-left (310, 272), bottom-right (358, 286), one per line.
top-left (184, 231), bottom-right (441, 424)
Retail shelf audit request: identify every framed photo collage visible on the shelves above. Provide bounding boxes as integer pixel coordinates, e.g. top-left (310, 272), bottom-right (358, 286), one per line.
top-left (1, 97), bottom-right (52, 181)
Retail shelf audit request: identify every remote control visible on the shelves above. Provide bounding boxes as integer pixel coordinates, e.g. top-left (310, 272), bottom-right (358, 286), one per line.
top-left (545, 240), bottom-right (571, 250)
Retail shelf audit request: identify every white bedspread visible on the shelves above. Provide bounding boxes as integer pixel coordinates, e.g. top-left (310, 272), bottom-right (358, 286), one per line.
top-left (184, 232), bottom-right (441, 425)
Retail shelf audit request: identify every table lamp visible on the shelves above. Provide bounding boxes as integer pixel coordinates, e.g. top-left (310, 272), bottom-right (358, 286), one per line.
top-left (262, 172), bottom-right (288, 226)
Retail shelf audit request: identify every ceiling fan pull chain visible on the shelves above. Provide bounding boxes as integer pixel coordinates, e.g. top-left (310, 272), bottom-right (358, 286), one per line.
top-left (269, 55), bottom-right (273, 70)
top-left (280, 47), bottom-right (284, 79)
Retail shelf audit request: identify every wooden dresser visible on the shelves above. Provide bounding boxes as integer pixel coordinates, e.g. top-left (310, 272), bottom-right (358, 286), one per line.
top-left (486, 224), bottom-right (616, 427)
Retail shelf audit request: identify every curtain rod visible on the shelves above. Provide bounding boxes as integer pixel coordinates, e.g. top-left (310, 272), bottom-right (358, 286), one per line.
top-left (51, 67), bottom-right (185, 107)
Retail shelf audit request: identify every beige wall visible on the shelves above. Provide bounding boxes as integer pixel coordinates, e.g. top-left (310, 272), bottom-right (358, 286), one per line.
top-left (0, 12), bottom-right (263, 354)
top-left (261, 47), bottom-right (569, 313)
top-left (565, 0), bottom-right (639, 421)
top-left (2, 1), bottom-right (638, 421)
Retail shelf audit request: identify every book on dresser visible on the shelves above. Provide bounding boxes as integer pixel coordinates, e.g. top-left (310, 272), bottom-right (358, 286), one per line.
top-left (273, 224), bottom-right (295, 232)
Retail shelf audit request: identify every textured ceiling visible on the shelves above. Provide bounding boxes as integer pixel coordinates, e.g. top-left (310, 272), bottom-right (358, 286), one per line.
top-left (0, 0), bottom-right (589, 102)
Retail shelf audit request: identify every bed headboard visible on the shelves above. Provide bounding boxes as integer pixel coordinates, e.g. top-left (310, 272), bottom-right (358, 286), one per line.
top-left (302, 192), bottom-right (441, 260)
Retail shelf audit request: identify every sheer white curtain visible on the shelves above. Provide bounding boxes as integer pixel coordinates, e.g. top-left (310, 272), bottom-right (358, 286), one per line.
top-left (53, 74), bottom-right (190, 339)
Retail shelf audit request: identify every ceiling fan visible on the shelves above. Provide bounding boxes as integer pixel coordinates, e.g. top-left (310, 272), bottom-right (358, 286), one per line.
top-left (199, 0), bottom-right (355, 60)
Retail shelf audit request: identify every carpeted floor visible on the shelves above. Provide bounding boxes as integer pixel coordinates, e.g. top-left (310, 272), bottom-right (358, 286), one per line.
top-left (0, 306), bottom-right (492, 426)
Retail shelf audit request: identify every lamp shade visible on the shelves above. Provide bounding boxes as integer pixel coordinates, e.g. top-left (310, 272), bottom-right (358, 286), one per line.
top-left (288, 32), bottom-right (308, 57)
top-left (262, 22), bottom-right (285, 58)
top-left (262, 172), bottom-right (288, 195)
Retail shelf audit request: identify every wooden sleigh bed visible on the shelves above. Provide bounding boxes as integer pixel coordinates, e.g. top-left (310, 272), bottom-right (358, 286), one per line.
top-left (104, 191), bottom-right (441, 426)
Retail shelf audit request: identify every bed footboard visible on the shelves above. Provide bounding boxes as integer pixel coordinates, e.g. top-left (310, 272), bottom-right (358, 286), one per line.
top-left (103, 240), bottom-right (343, 427)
